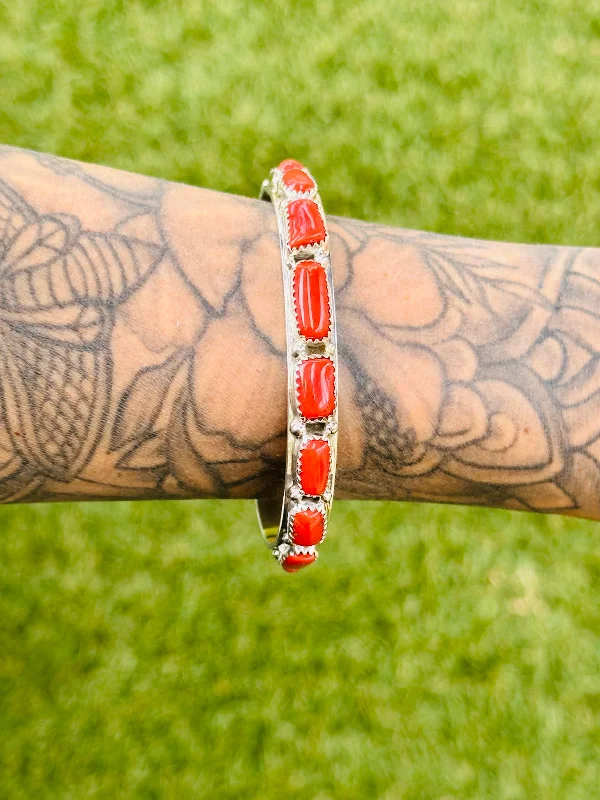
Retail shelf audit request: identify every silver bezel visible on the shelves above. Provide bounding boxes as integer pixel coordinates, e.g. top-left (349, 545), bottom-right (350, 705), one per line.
top-left (256, 163), bottom-right (339, 567)
top-left (294, 352), bottom-right (337, 424)
top-left (287, 500), bottom-right (328, 547)
top-left (290, 256), bottom-right (333, 343)
top-left (297, 434), bottom-right (332, 499)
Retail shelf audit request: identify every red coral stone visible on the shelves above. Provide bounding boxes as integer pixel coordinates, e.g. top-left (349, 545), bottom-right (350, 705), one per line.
top-left (278, 158), bottom-right (304, 173)
top-left (281, 551), bottom-right (317, 572)
top-left (299, 439), bottom-right (330, 496)
top-left (287, 199), bottom-right (326, 249)
top-left (296, 356), bottom-right (335, 419)
top-left (282, 168), bottom-right (315, 193)
top-left (297, 357), bottom-right (336, 419)
top-left (292, 508), bottom-right (325, 546)
top-left (293, 260), bottom-right (330, 339)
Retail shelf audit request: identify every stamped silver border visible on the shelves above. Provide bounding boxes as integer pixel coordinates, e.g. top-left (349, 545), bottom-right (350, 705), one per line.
top-left (255, 162), bottom-right (338, 568)
top-left (297, 435), bottom-right (332, 500)
top-left (291, 258), bottom-right (332, 343)
top-left (288, 500), bottom-right (328, 546)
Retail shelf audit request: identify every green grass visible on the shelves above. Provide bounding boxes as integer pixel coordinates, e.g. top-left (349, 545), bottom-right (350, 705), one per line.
top-left (1, 0), bottom-right (600, 797)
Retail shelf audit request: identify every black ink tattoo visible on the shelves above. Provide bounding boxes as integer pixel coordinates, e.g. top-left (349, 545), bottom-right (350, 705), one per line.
top-left (1, 144), bottom-right (600, 521)
top-left (0, 171), bottom-right (164, 500)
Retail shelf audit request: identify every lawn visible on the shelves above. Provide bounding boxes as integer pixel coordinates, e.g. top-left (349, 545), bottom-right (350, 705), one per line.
top-left (1, 1), bottom-right (600, 797)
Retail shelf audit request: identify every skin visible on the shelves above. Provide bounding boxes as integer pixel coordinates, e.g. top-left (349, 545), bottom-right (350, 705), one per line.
top-left (0, 145), bottom-right (599, 519)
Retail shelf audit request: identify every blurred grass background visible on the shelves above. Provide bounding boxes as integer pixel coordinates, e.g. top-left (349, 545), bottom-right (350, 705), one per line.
top-left (1, 0), bottom-right (600, 797)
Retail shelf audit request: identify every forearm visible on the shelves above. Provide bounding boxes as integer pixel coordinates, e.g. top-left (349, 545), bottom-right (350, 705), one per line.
top-left (0, 146), bottom-right (598, 520)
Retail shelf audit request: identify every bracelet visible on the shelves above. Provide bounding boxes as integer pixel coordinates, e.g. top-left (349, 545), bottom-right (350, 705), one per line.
top-left (256, 159), bottom-right (338, 573)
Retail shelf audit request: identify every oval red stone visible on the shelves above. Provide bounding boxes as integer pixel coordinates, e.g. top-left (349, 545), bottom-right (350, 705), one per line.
top-left (299, 439), bottom-right (330, 496)
top-left (287, 199), bottom-right (326, 250)
top-left (282, 168), bottom-right (315, 193)
top-left (278, 158), bottom-right (304, 173)
top-left (281, 551), bottom-right (317, 572)
top-left (292, 508), bottom-right (325, 546)
top-left (296, 357), bottom-right (336, 419)
top-left (293, 261), bottom-right (330, 339)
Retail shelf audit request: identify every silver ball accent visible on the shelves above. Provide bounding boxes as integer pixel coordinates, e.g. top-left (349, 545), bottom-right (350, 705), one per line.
top-left (322, 490), bottom-right (332, 503)
top-left (276, 543), bottom-right (291, 562)
top-left (292, 341), bottom-right (305, 359)
top-left (290, 418), bottom-right (305, 438)
top-left (289, 485), bottom-right (303, 502)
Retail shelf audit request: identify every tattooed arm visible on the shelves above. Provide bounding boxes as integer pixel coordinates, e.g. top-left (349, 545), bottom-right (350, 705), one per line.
top-left (0, 145), bottom-right (598, 519)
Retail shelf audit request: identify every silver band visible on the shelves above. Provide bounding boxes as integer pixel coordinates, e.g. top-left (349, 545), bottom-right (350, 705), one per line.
top-left (256, 161), bottom-right (338, 572)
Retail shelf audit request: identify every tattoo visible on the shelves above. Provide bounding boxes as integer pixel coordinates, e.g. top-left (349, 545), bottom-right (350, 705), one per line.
top-left (333, 221), bottom-right (596, 516)
top-left (0, 145), bottom-right (599, 519)
top-left (0, 145), bottom-right (283, 503)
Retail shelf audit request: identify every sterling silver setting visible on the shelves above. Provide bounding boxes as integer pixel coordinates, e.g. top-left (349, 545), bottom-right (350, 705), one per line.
top-left (255, 161), bottom-right (338, 572)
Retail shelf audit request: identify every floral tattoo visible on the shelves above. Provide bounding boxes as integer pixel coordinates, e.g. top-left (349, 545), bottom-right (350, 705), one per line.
top-left (0, 144), bottom-right (599, 520)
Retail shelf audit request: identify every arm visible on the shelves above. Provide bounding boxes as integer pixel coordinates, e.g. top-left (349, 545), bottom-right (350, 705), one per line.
top-left (0, 145), bottom-right (598, 519)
